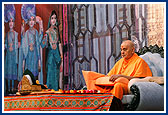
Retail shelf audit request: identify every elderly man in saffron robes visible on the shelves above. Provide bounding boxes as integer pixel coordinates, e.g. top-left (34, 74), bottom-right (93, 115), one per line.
top-left (82, 40), bottom-right (152, 110)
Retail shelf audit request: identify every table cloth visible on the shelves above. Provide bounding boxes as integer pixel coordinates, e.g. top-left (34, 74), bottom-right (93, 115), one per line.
top-left (4, 93), bottom-right (113, 111)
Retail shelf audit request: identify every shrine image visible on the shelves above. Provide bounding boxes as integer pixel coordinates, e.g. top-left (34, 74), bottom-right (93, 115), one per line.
top-left (2, 3), bottom-right (165, 112)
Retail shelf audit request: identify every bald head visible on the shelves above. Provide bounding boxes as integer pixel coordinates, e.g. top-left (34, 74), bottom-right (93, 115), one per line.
top-left (121, 40), bottom-right (135, 49)
top-left (120, 40), bottom-right (135, 60)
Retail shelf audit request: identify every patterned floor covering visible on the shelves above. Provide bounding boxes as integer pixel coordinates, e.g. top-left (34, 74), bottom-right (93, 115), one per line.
top-left (4, 93), bottom-right (113, 111)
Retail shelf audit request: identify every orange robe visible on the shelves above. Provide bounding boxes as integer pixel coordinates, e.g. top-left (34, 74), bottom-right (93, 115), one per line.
top-left (82, 53), bottom-right (152, 100)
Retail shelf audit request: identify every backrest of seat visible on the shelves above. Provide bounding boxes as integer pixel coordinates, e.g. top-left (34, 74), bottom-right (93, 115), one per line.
top-left (140, 52), bottom-right (164, 76)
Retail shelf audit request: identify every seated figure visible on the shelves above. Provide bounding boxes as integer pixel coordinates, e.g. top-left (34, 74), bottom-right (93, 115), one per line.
top-left (82, 40), bottom-right (152, 110)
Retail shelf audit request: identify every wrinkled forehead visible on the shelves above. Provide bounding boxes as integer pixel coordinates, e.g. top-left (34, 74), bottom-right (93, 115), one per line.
top-left (121, 40), bottom-right (135, 48)
top-left (121, 42), bottom-right (129, 49)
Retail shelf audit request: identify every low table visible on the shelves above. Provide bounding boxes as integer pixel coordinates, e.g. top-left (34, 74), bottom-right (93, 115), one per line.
top-left (4, 93), bottom-right (113, 111)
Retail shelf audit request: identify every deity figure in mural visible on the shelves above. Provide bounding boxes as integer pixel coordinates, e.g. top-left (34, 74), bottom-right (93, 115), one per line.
top-left (4, 4), bottom-right (18, 93)
top-left (41, 10), bottom-right (63, 91)
top-left (20, 4), bottom-right (43, 81)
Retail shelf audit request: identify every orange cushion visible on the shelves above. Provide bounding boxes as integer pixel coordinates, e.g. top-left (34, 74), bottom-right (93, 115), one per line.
top-left (95, 77), bottom-right (115, 86)
top-left (95, 77), bottom-right (129, 86)
top-left (82, 70), bottom-right (106, 90)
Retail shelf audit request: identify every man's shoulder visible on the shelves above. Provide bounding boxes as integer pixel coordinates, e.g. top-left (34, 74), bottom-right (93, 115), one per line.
top-left (115, 58), bottom-right (124, 65)
top-left (134, 55), bottom-right (147, 65)
top-left (127, 53), bottom-right (146, 64)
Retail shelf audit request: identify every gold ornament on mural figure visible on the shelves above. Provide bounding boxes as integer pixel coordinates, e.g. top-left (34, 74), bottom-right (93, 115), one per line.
top-left (29, 43), bottom-right (34, 51)
top-left (48, 28), bottom-right (58, 50)
top-left (9, 43), bottom-right (13, 51)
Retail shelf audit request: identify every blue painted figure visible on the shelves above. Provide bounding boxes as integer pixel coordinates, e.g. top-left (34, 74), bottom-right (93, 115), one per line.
top-left (21, 4), bottom-right (43, 79)
top-left (4, 4), bottom-right (18, 93)
top-left (41, 10), bottom-right (63, 91)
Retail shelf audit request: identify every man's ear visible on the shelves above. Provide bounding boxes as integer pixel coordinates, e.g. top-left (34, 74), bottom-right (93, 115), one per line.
top-left (132, 47), bottom-right (135, 53)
